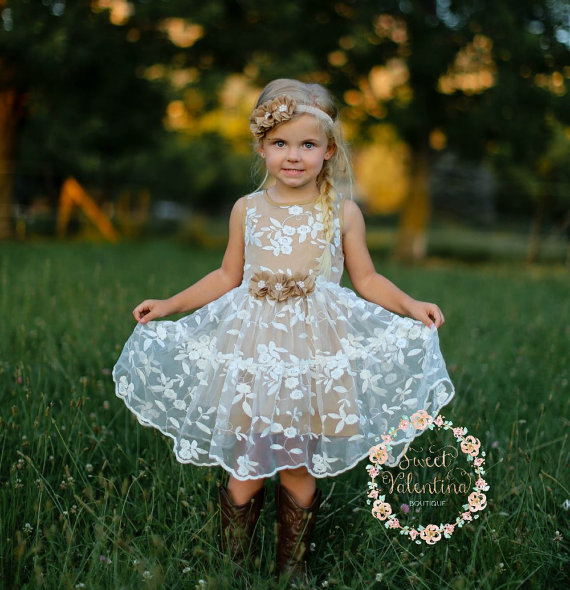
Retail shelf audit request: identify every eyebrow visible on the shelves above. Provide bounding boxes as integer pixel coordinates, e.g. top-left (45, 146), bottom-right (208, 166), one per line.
top-left (269, 137), bottom-right (323, 143)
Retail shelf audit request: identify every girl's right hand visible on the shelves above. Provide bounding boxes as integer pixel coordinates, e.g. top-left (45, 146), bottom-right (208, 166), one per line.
top-left (132, 299), bottom-right (171, 324)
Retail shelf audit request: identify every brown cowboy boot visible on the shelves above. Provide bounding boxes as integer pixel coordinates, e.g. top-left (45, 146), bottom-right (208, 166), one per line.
top-left (275, 483), bottom-right (322, 583)
top-left (218, 484), bottom-right (266, 562)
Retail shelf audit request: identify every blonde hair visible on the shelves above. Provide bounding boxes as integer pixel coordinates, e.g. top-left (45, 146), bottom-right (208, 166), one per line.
top-left (250, 79), bottom-right (353, 276)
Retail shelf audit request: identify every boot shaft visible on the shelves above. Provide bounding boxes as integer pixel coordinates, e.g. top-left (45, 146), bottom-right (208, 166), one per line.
top-left (218, 484), bottom-right (266, 560)
top-left (275, 483), bottom-right (321, 577)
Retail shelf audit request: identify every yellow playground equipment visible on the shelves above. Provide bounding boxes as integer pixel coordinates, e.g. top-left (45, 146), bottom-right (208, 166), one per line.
top-left (57, 177), bottom-right (119, 241)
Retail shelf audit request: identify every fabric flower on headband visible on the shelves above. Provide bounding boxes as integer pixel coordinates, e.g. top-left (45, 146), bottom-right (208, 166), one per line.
top-left (249, 96), bottom-right (297, 139)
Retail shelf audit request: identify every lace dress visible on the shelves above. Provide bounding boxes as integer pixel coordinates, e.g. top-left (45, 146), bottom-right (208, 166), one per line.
top-left (113, 190), bottom-right (455, 480)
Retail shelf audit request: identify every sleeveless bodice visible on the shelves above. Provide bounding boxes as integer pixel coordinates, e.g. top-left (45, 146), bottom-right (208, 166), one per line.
top-left (243, 190), bottom-right (344, 285)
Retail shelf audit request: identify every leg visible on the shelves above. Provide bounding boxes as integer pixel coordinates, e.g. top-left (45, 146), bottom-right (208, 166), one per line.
top-left (227, 475), bottom-right (265, 504)
top-left (278, 466), bottom-right (316, 507)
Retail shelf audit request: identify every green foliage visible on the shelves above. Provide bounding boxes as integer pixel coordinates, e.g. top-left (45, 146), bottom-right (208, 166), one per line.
top-left (2, 0), bottom-right (172, 188)
top-left (128, 132), bottom-right (255, 211)
top-left (1, 0), bottom-right (570, 218)
top-left (1, 242), bottom-right (568, 588)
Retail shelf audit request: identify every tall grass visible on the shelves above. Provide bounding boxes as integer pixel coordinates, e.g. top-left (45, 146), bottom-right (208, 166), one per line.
top-left (1, 241), bottom-right (568, 589)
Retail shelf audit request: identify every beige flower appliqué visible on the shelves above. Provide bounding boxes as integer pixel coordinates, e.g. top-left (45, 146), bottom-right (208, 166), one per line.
top-left (249, 271), bottom-right (315, 301)
top-left (249, 96), bottom-right (296, 139)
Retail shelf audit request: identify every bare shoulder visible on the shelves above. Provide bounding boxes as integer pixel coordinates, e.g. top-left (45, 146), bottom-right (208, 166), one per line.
top-left (232, 195), bottom-right (247, 215)
top-left (342, 198), bottom-right (365, 234)
top-left (227, 196), bottom-right (247, 226)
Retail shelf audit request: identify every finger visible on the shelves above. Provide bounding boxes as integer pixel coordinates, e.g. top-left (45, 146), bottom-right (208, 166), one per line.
top-left (133, 303), bottom-right (152, 322)
top-left (435, 309), bottom-right (445, 328)
top-left (133, 306), bottom-right (145, 322)
top-left (421, 311), bottom-right (434, 328)
top-left (139, 307), bottom-right (157, 324)
top-left (428, 308), bottom-right (439, 329)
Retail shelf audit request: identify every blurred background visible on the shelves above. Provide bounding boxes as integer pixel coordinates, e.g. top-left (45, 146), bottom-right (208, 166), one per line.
top-left (2, 4), bottom-right (569, 587)
top-left (1, 0), bottom-right (569, 264)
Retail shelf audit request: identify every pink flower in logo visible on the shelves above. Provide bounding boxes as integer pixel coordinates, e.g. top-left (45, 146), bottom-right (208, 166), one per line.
top-left (369, 444), bottom-right (388, 465)
top-left (409, 529), bottom-right (419, 540)
top-left (444, 523), bottom-right (455, 536)
top-left (388, 518), bottom-right (400, 529)
top-left (468, 491), bottom-right (487, 512)
top-left (474, 457), bottom-right (484, 467)
top-left (462, 511), bottom-right (473, 521)
top-left (368, 467), bottom-right (379, 478)
top-left (368, 489), bottom-right (379, 499)
top-left (434, 415), bottom-right (444, 427)
top-left (372, 500), bottom-right (392, 521)
top-left (398, 419), bottom-right (411, 431)
top-left (420, 524), bottom-right (442, 545)
top-left (453, 427), bottom-right (465, 438)
top-left (411, 410), bottom-right (433, 430)
top-left (476, 478), bottom-right (488, 490)
top-left (381, 434), bottom-right (393, 443)
top-left (461, 435), bottom-right (481, 457)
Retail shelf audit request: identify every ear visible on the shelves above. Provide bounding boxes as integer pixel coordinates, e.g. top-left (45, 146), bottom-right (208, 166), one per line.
top-left (257, 142), bottom-right (266, 159)
top-left (324, 143), bottom-right (336, 161)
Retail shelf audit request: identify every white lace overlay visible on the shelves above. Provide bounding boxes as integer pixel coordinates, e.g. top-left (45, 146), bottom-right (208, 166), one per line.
top-left (113, 191), bottom-right (455, 480)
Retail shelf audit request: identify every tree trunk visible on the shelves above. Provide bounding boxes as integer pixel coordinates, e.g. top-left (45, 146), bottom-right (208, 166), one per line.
top-left (394, 144), bottom-right (431, 262)
top-left (0, 89), bottom-right (21, 240)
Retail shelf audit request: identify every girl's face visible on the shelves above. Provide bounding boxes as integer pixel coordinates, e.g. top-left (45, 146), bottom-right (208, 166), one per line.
top-left (259, 114), bottom-right (335, 195)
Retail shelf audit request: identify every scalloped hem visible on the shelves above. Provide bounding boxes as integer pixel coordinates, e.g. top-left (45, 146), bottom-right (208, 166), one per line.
top-left (115, 379), bottom-right (455, 481)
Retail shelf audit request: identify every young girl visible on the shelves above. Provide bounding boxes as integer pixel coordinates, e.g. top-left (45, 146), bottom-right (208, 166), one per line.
top-left (113, 78), bottom-right (454, 580)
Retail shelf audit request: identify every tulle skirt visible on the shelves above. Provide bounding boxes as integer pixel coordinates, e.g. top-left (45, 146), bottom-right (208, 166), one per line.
top-left (113, 278), bottom-right (454, 480)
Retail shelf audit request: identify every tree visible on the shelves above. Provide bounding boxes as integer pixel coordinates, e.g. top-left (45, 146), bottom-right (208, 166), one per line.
top-left (319, 0), bottom-right (570, 260)
top-left (2, 0), bottom-right (569, 249)
top-left (185, 0), bottom-right (570, 260)
top-left (0, 0), bottom-right (177, 238)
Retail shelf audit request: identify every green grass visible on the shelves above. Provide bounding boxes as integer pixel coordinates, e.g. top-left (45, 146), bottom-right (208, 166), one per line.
top-left (1, 240), bottom-right (569, 589)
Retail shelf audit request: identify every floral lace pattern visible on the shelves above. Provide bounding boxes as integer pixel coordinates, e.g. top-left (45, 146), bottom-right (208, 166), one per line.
top-left (113, 191), bottom-right (455, 480)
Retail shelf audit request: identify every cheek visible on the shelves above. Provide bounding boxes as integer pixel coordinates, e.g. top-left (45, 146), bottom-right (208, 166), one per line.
top-left (311, 151), bottom-right (329, 166)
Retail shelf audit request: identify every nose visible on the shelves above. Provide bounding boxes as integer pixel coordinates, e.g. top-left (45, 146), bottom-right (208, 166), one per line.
top-left (286, 146), bottom-right (301, 161)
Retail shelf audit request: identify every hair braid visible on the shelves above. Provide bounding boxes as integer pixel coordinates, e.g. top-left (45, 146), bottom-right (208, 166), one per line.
top-left (316, 161), bottom-right (336, 277)
top-left (318, 161), bottom-right (335, 243)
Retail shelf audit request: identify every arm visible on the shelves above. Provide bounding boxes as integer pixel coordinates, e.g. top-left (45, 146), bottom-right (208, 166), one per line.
top-left (342, 199), bottom-right (445, 328)
top-left (134, 197), bottom-right (246, 323)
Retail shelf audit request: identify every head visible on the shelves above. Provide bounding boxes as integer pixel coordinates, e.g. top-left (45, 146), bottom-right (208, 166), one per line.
top-left (249, 79), bottom-right (351, 199)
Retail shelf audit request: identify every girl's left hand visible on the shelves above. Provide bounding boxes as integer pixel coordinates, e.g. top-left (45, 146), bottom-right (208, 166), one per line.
top-left (407, 300), bottom-right (445, 329)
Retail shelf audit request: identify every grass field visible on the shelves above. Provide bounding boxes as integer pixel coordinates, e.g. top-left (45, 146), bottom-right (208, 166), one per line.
top-left (1, 240), bottom-right (569, 589)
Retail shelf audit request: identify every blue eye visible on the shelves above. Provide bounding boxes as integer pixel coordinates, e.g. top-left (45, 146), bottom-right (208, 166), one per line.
top-left (304, 142), bottom-right (315, 149)
top-left (275, 140), bottom-right (285, 147)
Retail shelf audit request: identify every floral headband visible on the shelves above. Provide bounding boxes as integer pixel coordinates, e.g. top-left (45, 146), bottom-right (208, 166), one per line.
top-left (249, 96), bottom-right (335, 140)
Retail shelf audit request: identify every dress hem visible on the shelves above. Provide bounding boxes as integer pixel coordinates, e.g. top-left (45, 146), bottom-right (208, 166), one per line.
top-left (114, 378), bottom-right (455, 481)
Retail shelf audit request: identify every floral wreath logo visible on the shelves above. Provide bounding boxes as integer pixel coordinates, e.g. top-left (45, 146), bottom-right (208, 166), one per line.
top-left (366, 410), bottom-right (490, 545)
